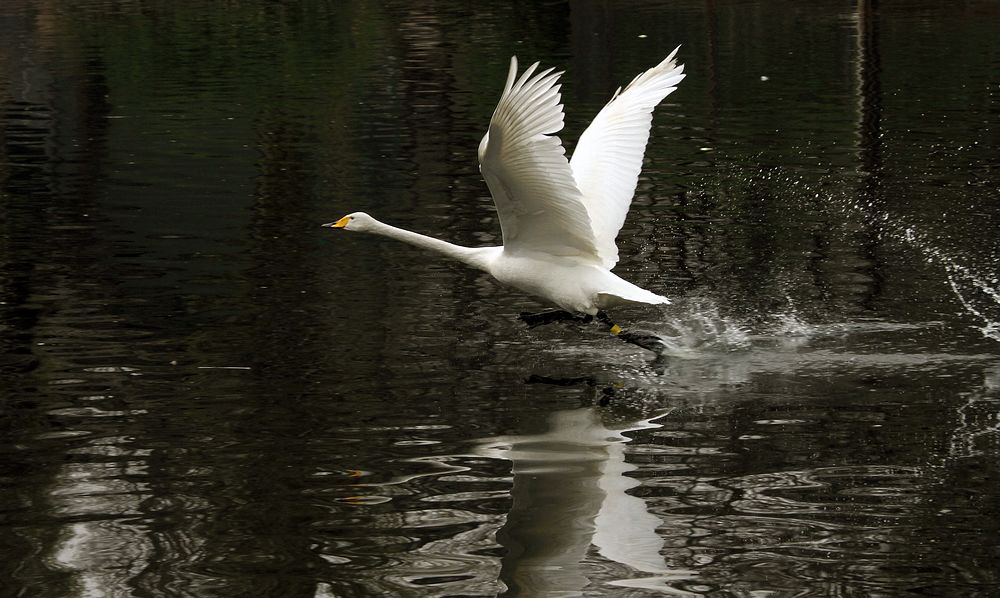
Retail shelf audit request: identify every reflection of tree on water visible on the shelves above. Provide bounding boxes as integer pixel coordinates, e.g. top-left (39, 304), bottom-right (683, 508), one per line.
top-left (855, 0), bottom-right (887, 312)
top-left (0, 4), bottom-right (148, 594)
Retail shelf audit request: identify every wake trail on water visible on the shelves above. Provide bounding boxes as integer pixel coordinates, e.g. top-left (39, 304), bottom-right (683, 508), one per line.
top-left (635, 300), bottom-right (919, 359)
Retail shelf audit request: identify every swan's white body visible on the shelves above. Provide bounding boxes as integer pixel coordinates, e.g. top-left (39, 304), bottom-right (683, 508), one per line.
top-left (328, 50), bottom-right (685, 316)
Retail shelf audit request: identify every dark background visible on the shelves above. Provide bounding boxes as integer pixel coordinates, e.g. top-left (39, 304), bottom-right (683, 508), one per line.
top-left (1, 1), bottom-right (998, 596)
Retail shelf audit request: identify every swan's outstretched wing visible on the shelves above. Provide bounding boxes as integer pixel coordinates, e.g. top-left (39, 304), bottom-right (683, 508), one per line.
top-left (570, 48), bottom-right (685, 268)
top-left (479, 57), bottom-right (600, 260)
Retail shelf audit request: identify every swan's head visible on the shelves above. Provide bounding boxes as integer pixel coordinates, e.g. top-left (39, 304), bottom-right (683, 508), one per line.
top-left (322, 212), bottom-right (376, 232)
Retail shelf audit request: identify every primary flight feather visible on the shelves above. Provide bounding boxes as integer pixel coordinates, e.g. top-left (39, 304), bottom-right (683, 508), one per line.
top-left (325, 50), bottom-right (685, 321)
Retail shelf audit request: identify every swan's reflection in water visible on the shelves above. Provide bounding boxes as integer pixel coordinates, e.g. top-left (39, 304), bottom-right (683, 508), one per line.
top-left (476, 406), bottom-right (698, 596)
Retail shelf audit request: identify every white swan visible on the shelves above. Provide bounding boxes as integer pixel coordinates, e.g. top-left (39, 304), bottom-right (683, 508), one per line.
top-left (326, 49), bottom-right (684, 333)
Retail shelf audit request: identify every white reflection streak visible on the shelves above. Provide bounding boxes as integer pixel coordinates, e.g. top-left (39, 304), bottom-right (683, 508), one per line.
top-left (47, 437), bottom-right (151, 597)
top-left (594, 427), bottom-right (671, 571)
top-left (477, 407), bottom-right (698, 596)
top-left (53, 523), bottom-right (106, 597)
top-left (595, 419), bottom-right (701, 595)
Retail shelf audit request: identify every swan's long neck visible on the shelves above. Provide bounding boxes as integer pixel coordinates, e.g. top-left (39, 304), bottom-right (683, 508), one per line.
top-left (367, 219), bottom-right (495, 272)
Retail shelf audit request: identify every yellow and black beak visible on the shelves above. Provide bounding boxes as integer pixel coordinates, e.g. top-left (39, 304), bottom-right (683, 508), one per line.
top-left (321, 215), bottom-right (352, 228)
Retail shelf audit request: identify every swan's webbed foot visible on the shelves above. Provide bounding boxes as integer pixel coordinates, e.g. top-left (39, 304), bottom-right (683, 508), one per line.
top-left (617, 329), bottom-right (671, 354)
top-left (521, 309), bottom-right (671, 356)
top-left (519, 309), bottom-right (592, 328)
top-left (599, 311), bottom-right (670, 355)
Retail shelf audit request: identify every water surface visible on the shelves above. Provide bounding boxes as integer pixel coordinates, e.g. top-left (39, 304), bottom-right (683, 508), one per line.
top-left (1, 0), bottom-right (998, 596)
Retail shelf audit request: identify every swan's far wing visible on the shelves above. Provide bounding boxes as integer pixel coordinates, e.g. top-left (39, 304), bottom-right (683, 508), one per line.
top-left (570, 48), bottom-right (685, 267)
top-left (478, 57), bottom-right (600, 260)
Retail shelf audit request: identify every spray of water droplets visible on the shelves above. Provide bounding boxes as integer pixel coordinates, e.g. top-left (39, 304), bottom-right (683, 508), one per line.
top-left (729, 159), bottom-right (1000, 343)
top-left (643, 300), bottom-right (753, 358)
top-left (837, 195), bottom-right (1000, 342)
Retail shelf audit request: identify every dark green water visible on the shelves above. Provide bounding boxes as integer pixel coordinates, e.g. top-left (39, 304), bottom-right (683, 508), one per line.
top-left (1, 1), bottom-right (998, 596)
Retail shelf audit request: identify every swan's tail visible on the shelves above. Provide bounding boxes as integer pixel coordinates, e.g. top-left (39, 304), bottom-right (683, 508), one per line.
top-left (597, 276), bottom-right (670, 308)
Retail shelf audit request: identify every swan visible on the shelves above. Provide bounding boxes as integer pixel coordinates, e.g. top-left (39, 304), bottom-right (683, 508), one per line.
top-left (325, 49), bottom-right (685, 349)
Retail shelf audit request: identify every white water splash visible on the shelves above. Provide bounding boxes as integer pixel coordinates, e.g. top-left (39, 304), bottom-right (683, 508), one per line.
top-left (890, 226), bottom-right (999, 342)
top-left (721, 160), bottom-right (1000, 343)
top-left (772, 293), bottom-right (814, 337)
top-left (944, 262), bottom-right (1000, 342)
top-left (643, 301), bottom-right (752, 358)
top-left (948, 364), bottom-right (1000, 459)
top-left (826, 188), bottom-right (1000, 342)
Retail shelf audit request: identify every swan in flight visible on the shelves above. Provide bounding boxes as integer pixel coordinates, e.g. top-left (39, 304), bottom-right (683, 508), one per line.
top-left (325, 49), bottom-right (684, 349)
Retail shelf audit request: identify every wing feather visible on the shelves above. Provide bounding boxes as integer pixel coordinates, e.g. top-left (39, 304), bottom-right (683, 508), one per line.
top-left (570, 47), bottom-right (685, 267)
top-left (479, 57), bottom-right (600, 260)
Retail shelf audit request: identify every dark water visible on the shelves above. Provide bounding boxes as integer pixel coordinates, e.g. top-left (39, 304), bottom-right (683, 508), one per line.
top-left (2, 1), bottom-right (999, 596)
